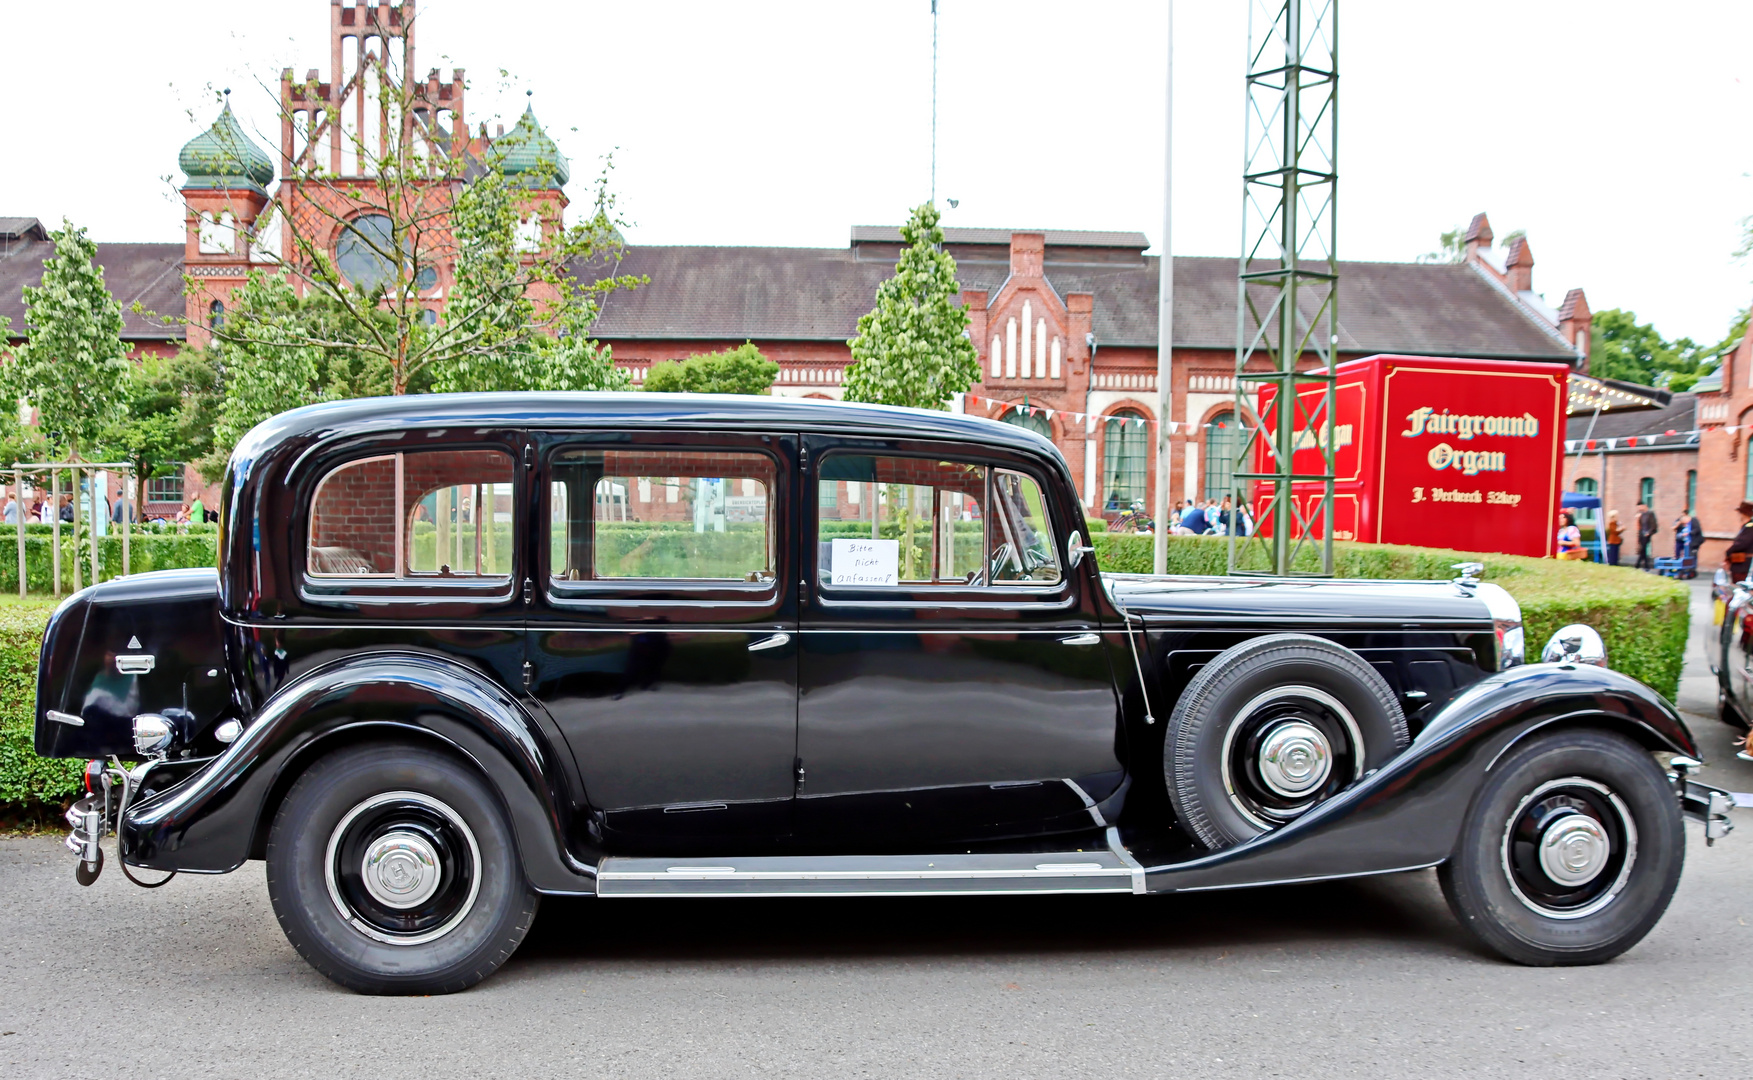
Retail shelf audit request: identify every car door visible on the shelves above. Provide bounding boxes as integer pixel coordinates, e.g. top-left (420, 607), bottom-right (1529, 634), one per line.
top-left (527, 429), bottom-right (799, 851)
top-left (795, 434), bottom-right (1125, 850)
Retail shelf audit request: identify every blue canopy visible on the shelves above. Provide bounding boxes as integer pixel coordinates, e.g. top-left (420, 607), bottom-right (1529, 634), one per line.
top-left (1562, 491), bottom-right (1601, 510)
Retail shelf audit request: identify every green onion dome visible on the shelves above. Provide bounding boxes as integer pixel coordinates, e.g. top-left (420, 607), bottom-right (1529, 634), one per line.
top-left (179, 102), bottom-right (275, 194)
top-left (498, 105), bottom-right (570, 188)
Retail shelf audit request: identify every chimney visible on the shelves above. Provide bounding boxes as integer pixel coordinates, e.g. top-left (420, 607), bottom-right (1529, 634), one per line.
top-left (1504, 237), bottom-right (1534, 293)
top-left (1463, 212), bottom-right (1493, 261)
top-left (1558, 288), bottom-right (1592, 371)
top-left (1009, 232), bottom-right (1045, 279)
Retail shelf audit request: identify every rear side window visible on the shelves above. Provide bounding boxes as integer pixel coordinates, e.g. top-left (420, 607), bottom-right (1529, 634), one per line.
top-left (549, 448), bottom-right (776, 583)
top-left (815, 455), bottom-right (1060, 587)
top-left (308, 449), bottom-right (515, 580)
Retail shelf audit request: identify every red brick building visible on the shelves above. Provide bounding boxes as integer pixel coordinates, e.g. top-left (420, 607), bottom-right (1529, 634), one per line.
top-left (1561, 394), bottom-right (1699, 560)
top-left (592, 217), bottom-right (1591, 516)
top-left (1685, 317), bottom-right (1753, 566)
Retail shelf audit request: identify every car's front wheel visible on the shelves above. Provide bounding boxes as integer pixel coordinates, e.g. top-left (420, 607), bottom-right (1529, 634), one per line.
top-left (266, 740), bottom-right (539, 994)
top-left (1438, 728), bottom-right (1682, 966)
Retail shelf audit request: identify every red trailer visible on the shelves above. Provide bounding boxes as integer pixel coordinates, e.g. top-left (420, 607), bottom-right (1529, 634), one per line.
top-left (1251, 355), bottom-right (1569, 558)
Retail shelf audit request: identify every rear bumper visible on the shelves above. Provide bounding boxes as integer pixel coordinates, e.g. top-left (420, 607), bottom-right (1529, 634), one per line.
top-left (1681, 779), bottom-right (1735, 843)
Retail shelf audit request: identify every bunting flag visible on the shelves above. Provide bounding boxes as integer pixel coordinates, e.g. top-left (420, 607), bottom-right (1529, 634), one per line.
top-left (1564, 426), bottom-right (1711, 454)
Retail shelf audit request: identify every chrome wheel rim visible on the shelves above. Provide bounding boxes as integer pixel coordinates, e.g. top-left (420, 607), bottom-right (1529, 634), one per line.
top-left (1220, 685), bottom-right (1364, 831)
top-left (1500, 777), bottom-right (1637, 920)
top-left (325, 791), bottom-right (481, 946)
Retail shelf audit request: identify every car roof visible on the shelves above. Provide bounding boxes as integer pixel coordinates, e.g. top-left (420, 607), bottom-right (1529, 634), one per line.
top-left (234, 391), bottom-right (1063, 462)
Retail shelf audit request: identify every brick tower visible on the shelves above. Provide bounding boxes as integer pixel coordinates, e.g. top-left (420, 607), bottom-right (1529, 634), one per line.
top-left (178, 92), bottom-right (274, 347)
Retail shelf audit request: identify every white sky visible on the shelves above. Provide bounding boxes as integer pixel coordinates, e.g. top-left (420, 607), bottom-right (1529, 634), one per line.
top-left (7, 0), bottom-right (1752, 344)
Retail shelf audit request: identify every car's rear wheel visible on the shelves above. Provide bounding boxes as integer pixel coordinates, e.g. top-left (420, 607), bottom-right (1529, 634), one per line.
top-left (1165, 633), bottom-right (1410, 850)
top-left (266, 740), bottom-right (539, 994)
top-left (1438, 728), bottom-right (1682, 966)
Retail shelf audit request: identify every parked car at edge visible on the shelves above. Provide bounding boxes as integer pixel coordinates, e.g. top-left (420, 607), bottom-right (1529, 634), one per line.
top-left (38, 394), bottom-right (1734, 993)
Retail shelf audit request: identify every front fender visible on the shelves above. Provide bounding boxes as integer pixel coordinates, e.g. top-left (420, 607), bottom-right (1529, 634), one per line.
top-left (120, 653), bottom-right (597, 893)
top-left (1141, 663), bottom-right (1695, 892)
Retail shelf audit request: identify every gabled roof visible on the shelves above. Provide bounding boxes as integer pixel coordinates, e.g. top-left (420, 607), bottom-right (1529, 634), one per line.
top-left (585, 247), bottom-right (1581, 360)
top-left (0, 236), bottom-right (185, 341)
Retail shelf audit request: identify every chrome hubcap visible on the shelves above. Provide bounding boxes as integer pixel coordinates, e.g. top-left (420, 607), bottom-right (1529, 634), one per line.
top-left (1257, 721), bottom-right (1333, 797)
top-left (362, 831), bottom-right (442, 909)
top-left (1501, 777), bottom-right (1637, 920)
top-left (324, 790), bottom-right (482, 946)
top-left (1537, 813), bottom-right (1610, 887)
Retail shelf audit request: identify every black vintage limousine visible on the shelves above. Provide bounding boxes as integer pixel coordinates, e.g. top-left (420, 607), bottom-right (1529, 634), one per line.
top-left (37, 394), bottom-right (1734, 993)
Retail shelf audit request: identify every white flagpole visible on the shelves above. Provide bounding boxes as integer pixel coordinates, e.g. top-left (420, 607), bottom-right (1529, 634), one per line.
top-left (1153, 0), bottom-right (1175, 574)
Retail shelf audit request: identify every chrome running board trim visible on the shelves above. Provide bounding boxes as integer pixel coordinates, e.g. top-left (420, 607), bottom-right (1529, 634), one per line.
top-left (1168, 859), bottom-right (1444, 892)
top-left (596, 849), bottom-right (1138, 897)
top-left (1105, 827), bottom-right (1147, 894)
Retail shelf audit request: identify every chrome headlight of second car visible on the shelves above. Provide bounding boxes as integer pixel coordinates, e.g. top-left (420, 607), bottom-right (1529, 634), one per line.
top-left (1476, 583), bottom-right (1524, 670)
top-left (1539, 623), bottom-right (1607, 667)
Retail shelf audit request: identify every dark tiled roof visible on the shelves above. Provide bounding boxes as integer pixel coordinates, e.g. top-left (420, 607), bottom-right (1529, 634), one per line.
top-left (0, 238), bottom-right (184, 341)
top-left (850, 226), bottom-right (1150, 249)
top-left (0, 217), bottom-right (47, 241)
top-left (588, 247), bottom-right (1579, 360)
top-left (1565, 392), bottom-right (1698, 441)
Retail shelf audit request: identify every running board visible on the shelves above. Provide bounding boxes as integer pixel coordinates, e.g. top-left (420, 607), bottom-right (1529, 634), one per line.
top-left (597, 842), bottom-right (1146, 898)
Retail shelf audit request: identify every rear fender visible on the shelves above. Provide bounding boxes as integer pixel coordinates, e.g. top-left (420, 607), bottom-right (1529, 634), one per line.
top-left (120, 653), bottom-right (597, 894)
top-left (1141, 663), bottom-right (1695, 892)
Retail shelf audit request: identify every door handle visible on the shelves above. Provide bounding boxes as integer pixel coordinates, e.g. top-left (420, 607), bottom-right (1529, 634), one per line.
top-left (748, 632), bottom-right (792, 652)
top-left (1059, 633), bottom-right (1101, 646)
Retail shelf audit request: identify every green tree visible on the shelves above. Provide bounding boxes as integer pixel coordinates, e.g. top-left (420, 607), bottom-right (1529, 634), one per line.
top-left (643, 342), bottom-right (776, 395)
top-left (9, 221), bottom-right (131, 459)
top-left (842, 202), bottom-right (980, 411)
top-left (102, 347), bottom-right (224, 505)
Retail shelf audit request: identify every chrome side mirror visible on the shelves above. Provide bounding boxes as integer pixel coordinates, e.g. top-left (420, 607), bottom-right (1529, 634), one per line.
top-left (1066, 530), bottom-right (1095, 570)
top-left (1540, 624), bottom-right (1607, 667)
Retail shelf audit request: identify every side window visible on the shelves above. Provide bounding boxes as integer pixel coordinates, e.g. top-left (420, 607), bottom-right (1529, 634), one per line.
top-left (815, 455), bottom-right (1060, 588)
top-left (307, 449), bottom-right (515, 581)
top-left (990, 470), bottom-right (1061, 585)
top-left (548, 448), bottom-right (776, 583)
top-left (402, 450), bottom-right (516, 578)
top-left (309, 455), bottom-right (397, 576)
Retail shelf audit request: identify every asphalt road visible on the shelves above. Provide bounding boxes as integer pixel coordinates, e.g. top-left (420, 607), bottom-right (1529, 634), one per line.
top-left (3, 581), bottom-right (1750, 1079)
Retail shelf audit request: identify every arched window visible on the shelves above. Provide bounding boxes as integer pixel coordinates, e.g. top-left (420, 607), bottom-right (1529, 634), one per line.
top-left (1687, 470), bottom-right (1697, 514)
top-left (1574, 477), bottom-right (1598, 525)
top-left (1640, 476), bottom-right (1655, 510)
top-left (208, 300), bottom-right (224, 330)
top-left (1002, 410), bottom-right (1051, 439)
top-left (1203, 411), bottom-right (1242, 502)
top-left (1102, 409), bottom-right (1148, 512)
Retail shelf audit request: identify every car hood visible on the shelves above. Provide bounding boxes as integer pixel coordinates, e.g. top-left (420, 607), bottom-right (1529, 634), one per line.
top-left (1101, 572), bottom-right (1494, 627)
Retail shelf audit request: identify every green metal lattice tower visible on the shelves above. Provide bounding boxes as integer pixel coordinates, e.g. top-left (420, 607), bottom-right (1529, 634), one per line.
top-left (1228, 0), bottom-right (1338, 577)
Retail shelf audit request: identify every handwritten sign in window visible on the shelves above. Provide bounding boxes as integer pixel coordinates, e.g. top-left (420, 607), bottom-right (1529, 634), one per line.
top-left (830, 538), bottom-right (898, 587)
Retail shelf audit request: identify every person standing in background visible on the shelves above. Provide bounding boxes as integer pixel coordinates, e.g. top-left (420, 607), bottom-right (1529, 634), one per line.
top-left (1672, 509), bottom-right (1693, 561)
top-left (1604, 510), bottom-right (1623, 567)
top-left (1635, 502), bottom-right (1658, 571)
top-left (1725, 501), bottom-right (1753, 582)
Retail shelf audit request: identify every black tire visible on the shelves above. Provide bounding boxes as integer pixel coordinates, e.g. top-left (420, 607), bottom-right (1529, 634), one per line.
top-left (1166, 633), bottom-right (1409, 850)
top-left (1438, 729), bottom-right (1682, 966)
top-left (266, 741), bottom-right (539, 994)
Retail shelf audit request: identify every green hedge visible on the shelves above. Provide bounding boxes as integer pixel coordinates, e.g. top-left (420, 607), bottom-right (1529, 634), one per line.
top-left (0, 527), bottom-right (217, 594)
top-left (1093, 534), bottom-right (1689, 700)
top-left (0, 599), bottom-right (81, 808)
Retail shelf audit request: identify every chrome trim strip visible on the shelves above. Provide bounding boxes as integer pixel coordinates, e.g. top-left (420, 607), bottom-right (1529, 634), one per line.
top-left (1062, 778), bottom-right (1106, 828)
top-left (1167, 859), bottom-right (1444, 892)
top-left (1106, 826), bottom-right (1147, 894)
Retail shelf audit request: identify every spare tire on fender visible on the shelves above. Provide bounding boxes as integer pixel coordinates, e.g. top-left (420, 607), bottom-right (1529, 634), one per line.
top-left (1166, 633), bottom-right (1410, 850)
